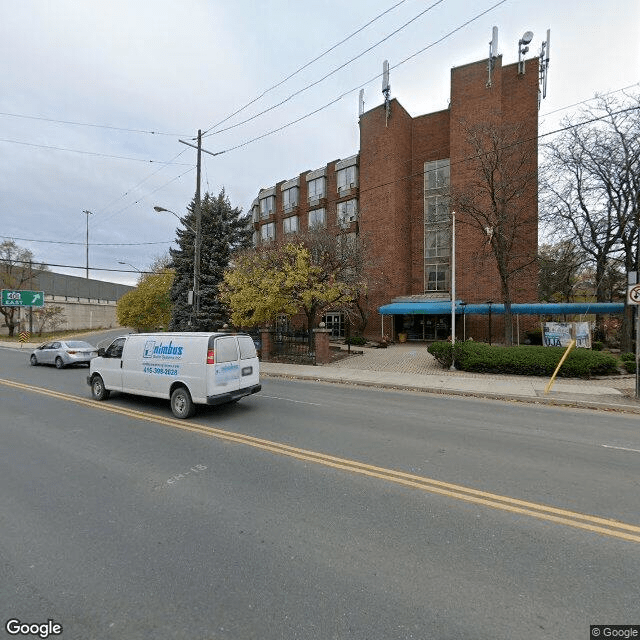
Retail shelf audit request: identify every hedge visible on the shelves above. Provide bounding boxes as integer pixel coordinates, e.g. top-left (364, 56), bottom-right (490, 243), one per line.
top-left (427, 341), bottom-right (619, 378)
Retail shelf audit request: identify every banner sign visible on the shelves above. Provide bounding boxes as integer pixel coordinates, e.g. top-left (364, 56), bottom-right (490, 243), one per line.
top-left (543, 322), bottom-right (591, 349)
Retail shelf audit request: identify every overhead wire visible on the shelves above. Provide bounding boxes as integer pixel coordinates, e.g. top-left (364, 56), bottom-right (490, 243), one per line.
top-left (203, 0), bottom-right (447, 138)
top-left (12, 103), bottom-right (637, 253)
top-left (202, 0), bottom-right (409, 136)
top-left (201, 0), bottom-right (508, 156)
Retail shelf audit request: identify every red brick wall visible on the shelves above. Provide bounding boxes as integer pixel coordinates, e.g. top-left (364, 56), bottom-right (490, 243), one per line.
top-left (359, 99), bottom-right (413, 337)
top-left (251, 55), bottom-right (540, 343)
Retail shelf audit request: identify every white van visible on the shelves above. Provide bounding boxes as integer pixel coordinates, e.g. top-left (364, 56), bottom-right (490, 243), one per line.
top-left (87, 332), bottom-right (261, 418)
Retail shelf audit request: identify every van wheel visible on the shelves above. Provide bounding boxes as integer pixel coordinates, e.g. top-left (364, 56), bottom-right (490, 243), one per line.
top-left (171, 387), bottom-right (195, 419)
top-left (91, 375), bottom-right (110, 401)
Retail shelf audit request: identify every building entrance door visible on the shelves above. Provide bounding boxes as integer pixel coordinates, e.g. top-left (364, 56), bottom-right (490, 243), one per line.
top-left (322, 312), bottom-right (344, 338)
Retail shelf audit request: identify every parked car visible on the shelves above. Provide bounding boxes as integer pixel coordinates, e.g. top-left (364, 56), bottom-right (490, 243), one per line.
top-left (30, 340), bottom-right (99, 369)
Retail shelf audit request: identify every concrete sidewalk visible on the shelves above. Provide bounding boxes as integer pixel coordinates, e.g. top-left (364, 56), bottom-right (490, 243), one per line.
top-left (261, 344), bottom-right (640, 414)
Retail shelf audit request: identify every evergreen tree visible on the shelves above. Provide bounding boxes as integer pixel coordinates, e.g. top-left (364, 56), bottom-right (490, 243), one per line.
top-left (169, 189), bottom-right (251, 331)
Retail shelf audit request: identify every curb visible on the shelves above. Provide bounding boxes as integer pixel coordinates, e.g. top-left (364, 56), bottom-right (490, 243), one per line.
top-left (261, 371), bottom-right (640, 415)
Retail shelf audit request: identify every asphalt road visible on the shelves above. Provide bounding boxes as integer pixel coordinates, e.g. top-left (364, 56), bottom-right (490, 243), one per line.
top-left (1, 340), bottom-right (639, 639)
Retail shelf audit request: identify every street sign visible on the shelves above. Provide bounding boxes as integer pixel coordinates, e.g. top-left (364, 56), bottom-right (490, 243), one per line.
top-left (628, 284), bottom-right (640, 306)
top-left (1, 290), bottom-right (45, 307)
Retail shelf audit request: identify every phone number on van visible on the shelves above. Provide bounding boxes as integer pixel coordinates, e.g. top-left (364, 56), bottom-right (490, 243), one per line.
top-left (143, 366), bottom-right (179, 376)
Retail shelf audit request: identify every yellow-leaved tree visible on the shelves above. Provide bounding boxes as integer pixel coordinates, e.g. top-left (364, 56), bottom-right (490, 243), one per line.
top-left (116, 267), bottom-right (174, 332)
top-left (220, 242), bottom-right (357, 340)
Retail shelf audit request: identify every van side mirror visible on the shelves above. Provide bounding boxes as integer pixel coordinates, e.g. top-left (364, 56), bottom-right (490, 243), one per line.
top-left (98, 347), bottom-right (106, 357)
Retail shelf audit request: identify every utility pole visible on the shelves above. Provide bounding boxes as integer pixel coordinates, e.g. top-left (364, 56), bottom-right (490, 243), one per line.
top-left (194, 130), bottom-right (202, 316)
top-left (178, 130), bottom-right (226, 324)
top-left (83, 209), bottom-right (92, 279)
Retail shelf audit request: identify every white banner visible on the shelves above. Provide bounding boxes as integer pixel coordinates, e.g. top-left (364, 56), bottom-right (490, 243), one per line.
top-left (543, 322), bottom-right (591, 349)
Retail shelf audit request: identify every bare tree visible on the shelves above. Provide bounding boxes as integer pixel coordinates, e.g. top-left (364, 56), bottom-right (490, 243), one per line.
top-left (0, 240), bottom-right (47, 336)
top-left (453, 121), bottom-right (539, 345)
top-left (538, 240), bottom-right (587, 302)
top-left (541, 92), bottom-right (640, 348)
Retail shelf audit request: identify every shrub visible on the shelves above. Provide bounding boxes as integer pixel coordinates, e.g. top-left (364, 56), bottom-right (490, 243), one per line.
top-left (428, 341), bottom-right (454, 368)
top-left (428, 341), bottom-right (618, 378)
top-left (345, 336), bottom-right (367, 346)
top-left (591, 341), bottom-right (604, 351)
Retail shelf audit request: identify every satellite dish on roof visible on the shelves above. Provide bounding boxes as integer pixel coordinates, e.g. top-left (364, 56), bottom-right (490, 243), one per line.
top-left (518, 29), bottom-right (534, 74)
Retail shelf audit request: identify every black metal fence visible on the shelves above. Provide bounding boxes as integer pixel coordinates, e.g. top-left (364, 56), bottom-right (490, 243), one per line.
top-left (268, 329), bottom-right (315, 365)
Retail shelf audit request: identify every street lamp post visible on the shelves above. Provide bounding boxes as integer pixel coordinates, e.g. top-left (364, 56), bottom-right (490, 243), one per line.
top-left (154, 206), bottom-right (199, 320)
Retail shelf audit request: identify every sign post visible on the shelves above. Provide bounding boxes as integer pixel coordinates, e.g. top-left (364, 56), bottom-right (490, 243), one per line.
top-left (626, 280), bottom-right (640, 399)
top-left (1, 290), bottom-right (44, 307)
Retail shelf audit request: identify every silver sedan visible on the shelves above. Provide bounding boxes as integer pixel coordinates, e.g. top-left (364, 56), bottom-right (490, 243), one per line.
top-left (30, 340), bottom-right (99, 369)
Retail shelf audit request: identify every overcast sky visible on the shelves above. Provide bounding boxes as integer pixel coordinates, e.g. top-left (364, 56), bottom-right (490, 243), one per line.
top-left (2, 0), bottom-right (638, 286)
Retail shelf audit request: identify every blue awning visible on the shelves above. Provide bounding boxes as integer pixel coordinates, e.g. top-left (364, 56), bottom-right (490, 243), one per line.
top-left (379, 301), bottom-right (625, 315)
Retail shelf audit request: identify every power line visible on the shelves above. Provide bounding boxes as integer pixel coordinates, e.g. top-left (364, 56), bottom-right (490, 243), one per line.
top-left (202, 0), bottom-right (409, 136)
top-left (0, 110), bottom-right (188, 137)
top-left (0, 235), bottom-right (172, 247)
top-left (203, 0), bottom-right (508, 155)
top-left (0, 137), bottom-right (193, 165)
top-left (204, 0), bottom-right (446, 138)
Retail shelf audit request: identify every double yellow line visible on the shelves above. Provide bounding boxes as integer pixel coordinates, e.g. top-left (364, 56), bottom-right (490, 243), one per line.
top-left (3, 377), bottom-right (640, 544)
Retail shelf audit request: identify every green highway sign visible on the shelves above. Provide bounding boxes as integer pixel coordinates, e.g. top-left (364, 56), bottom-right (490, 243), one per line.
top-left (1, 290), bottom-right (45, 307)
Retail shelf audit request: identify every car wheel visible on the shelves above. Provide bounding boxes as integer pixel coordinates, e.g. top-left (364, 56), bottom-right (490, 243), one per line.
top-left (30, 354), bottom-right (38, 366)
top-left (91, 375), bottom-right (110, 401)
top-left (55, 357), bottom-right (65, 369)
top-left (170, 386), bottom-right (195, 419)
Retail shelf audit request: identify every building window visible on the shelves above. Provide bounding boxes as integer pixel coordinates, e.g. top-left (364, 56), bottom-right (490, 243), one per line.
top-left (337, 165), bottom-right (357, 192)
top-left (425, 228), bottom-right (450, 258)
top-left (283, 216), bottom-right (299, 234)
top-left (425, 262), bottom-right (450, 292)
top-left (260, 195), bottom-right (275, 219)
top-left (424, 159), bottom-right (451, 293)
top-left (261, 222), bottom-right (276, 242)
top-left (283, 186), bottom-right (299, 211)
top-left (337, 199), bottom-right (358, 227)
top-left (308, 177), bottom-right (326, 201)
top-left (425, 159), bottom-right (450, 191)
top-left (308, 208), bottom-right (326, 229)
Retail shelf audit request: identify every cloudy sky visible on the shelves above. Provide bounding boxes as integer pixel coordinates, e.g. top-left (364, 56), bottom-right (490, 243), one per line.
top-left (2, 0), bottom-right (638, 286)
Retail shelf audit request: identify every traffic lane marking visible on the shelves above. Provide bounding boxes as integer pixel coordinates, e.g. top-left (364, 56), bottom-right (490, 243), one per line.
top-left (2, 377), bottom-right (639, 544)
top-left (602, 444), bottom-right (640, 454)
top-left (260, 394), bottom-right (322, 406)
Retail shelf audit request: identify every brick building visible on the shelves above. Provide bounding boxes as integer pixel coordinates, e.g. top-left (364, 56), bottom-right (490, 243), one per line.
top-left (250, 53), bottom-right (540, 342)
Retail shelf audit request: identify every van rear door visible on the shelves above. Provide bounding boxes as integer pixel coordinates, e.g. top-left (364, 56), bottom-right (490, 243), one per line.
top-left (207, 335), bottom-right (241, 396)
top-left (237, 335), bottom-right (260, 390)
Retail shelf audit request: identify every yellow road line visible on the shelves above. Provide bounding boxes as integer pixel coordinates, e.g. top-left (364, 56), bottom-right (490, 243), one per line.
top-left (2, 377), bottom-right (639, 543)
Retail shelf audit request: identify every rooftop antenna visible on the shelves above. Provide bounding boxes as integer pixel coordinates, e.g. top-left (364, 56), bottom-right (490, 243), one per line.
top-left (518, 30), bottom-right (534, 74)
top-left (538, 28), bottom-right (551, 108)
top-left (382, 59), bottom-right (391, 126)
top-left (359, 88), bottom-right (365, 119)
top-left (487, 26), bottom-right (499, 87)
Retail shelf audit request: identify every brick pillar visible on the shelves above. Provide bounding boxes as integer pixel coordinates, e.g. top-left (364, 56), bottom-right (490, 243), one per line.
top-left (313, 328), bottom-right (331, 365)
top-left (260, 329), bottom-right (272, 361)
